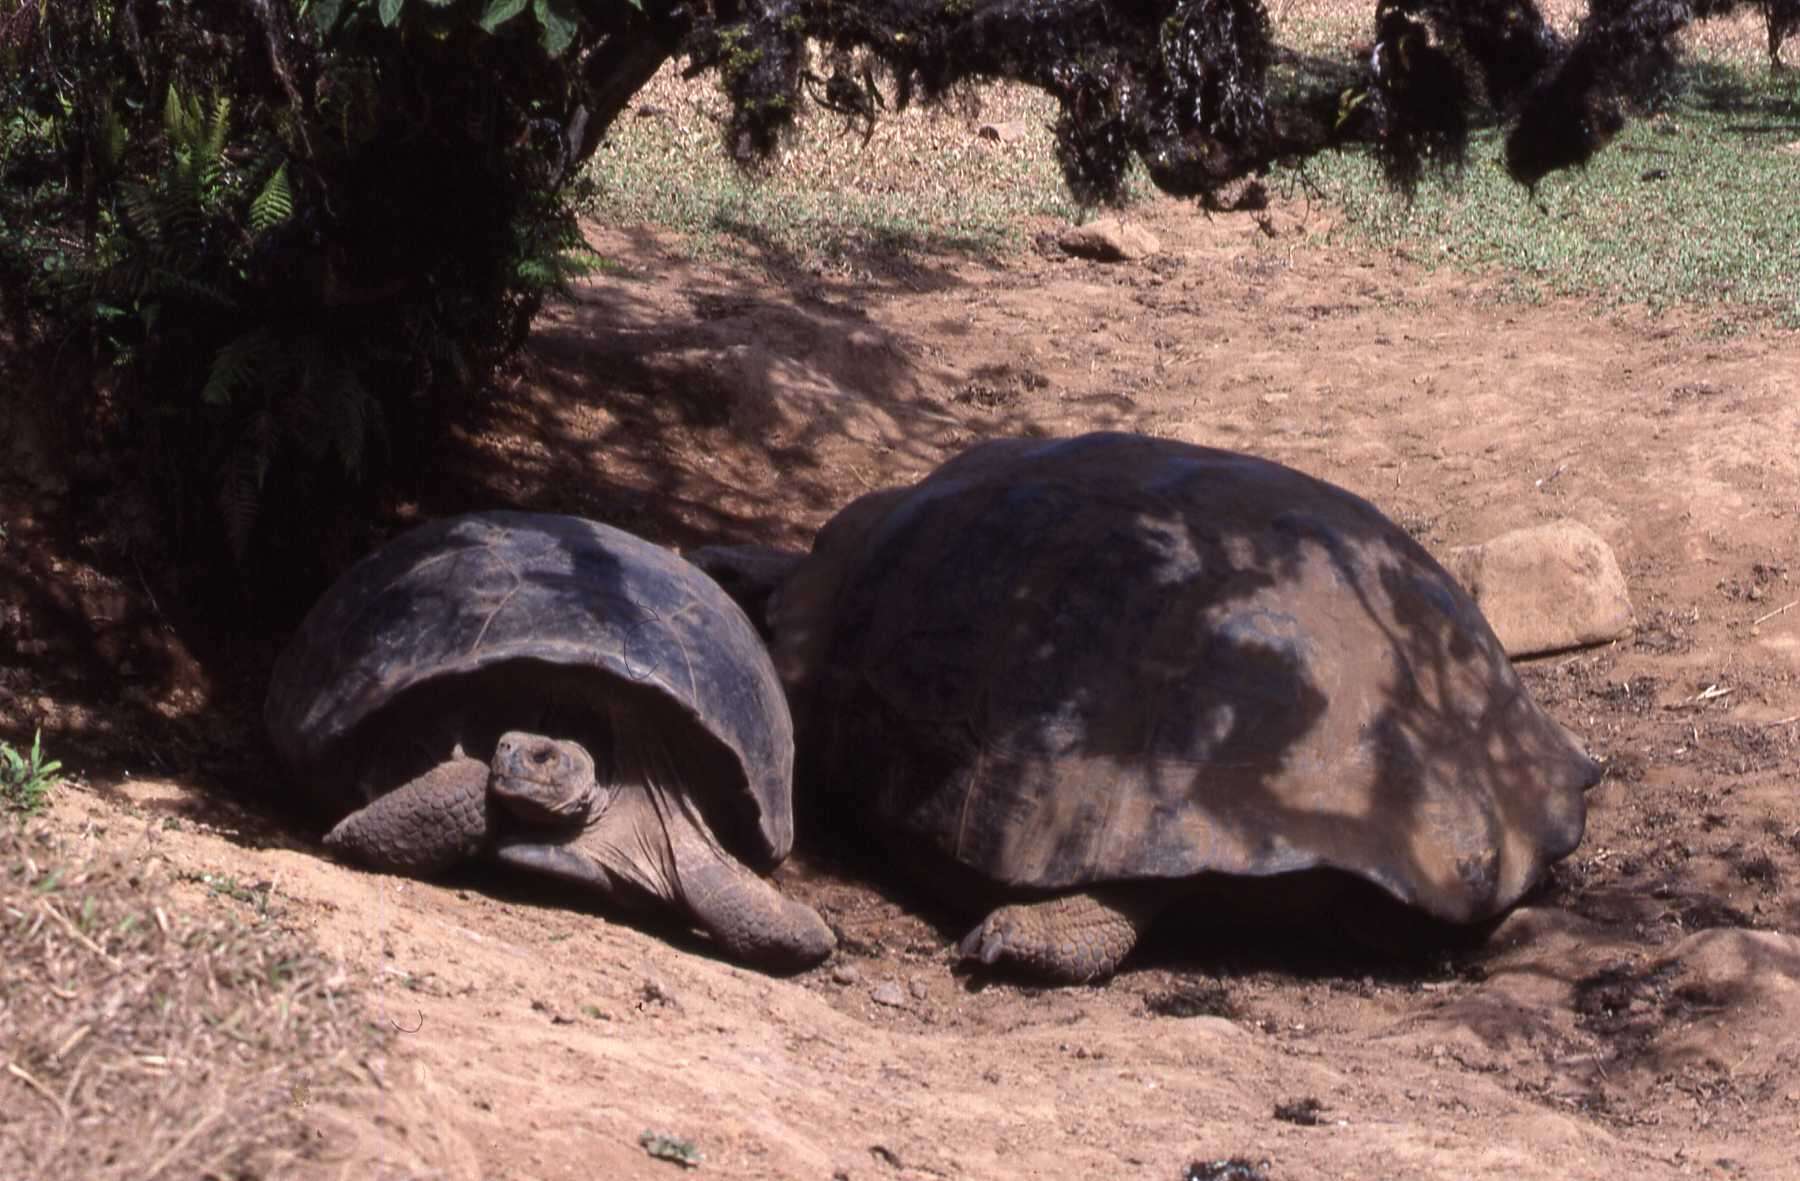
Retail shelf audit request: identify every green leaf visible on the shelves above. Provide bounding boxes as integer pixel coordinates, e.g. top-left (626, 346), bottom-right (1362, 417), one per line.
top-left (307, 0), bottom-right (346, 32)
top-left (531, 0), bottom-right (577, 56)
top-left (201, 330), bottom-right (271, 406)
top-left (479, 0), bottom-right (528, 32)
top-left (379, 0), bottom-right (406, 26)
top-left (250, 163), bottom-right (294, 233)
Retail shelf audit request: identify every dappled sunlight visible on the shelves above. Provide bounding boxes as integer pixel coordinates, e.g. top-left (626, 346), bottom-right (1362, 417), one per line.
top-left (424, 223), bottom-right (998, 554)
top-left (782, 432), bottom-right (1597, 934)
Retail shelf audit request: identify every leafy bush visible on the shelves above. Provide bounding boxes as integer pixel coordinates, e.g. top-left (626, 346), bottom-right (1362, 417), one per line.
top-left (1, 0), bottom-right (622, 592)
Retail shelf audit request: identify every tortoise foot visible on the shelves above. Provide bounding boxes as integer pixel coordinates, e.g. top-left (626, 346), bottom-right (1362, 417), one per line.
top-left (957, 889), bottom-right (1158, 984)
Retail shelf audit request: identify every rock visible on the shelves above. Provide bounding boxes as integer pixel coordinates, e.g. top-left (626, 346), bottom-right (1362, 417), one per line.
top-left (830, 964), bottom-right (862, 986)
top-left (1440, 520), bottom-right (1633, 657)
top-left (870, 980), bottom-right (907, 1007)
top-left (977, 120), bottom-right (1028, 144)
top-left (639, 978), bottom-right (681, 1011)
top-left (1057, 217), bottom-right (1161, 263)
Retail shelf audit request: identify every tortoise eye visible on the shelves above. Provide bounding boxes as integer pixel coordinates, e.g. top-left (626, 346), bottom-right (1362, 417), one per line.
top-left (530, 746), bottom-right (554, 766)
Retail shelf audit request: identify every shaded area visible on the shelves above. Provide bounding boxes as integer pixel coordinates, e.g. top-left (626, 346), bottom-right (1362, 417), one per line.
top-left (415, 221), bottom-right (1076, 549)
top-left (0, 224), bottom-right (980, 807)
top-left (1681, 57), bottom-right (1800, 132)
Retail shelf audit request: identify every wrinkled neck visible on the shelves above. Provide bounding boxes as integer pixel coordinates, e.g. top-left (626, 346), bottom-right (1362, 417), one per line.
top-left (577, 706), bottom-right (729, 906)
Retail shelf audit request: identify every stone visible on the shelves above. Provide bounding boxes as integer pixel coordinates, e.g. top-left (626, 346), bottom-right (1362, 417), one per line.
top-left (870, 980), bottom-right (907, 1007)
top-left (1057, 217), bottom-right (1161, 263)
top-left (977, 120), bottom-right (1029, 143)
top-left (1440, 520), bottom-right (1633, 657)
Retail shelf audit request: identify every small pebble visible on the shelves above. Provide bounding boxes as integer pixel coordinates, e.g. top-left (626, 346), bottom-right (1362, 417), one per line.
top-left (871, 981), bottom-right (907, 1007)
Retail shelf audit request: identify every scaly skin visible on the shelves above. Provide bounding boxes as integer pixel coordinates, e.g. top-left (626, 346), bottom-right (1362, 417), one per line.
top-left (491, 729), bottom-right (834, 971)
top-left (667, 820), bottom-right (835, 969)
top-left (323, 754), bottom-right (492, 875)
top-left (327, 729), bottom-right (833, 971)
top-left (958, 888), bottom-right (1166, 983)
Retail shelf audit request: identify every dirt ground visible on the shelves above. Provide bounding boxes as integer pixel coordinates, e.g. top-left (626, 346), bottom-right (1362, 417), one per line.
top-left (5, 189), bottom-right (1800, 1179)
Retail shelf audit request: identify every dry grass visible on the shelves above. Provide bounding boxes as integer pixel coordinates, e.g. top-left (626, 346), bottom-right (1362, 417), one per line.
top-left (0, 817), bottom-right (475, 1180)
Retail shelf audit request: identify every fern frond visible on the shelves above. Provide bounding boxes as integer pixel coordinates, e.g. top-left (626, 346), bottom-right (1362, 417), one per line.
top-left (323, 363), bottom-right (375, 475)
top-left (160, 181), bottom-right (206, 257)
top-left (217, 412), bottom-right (273, 561)
top-left (202, 328), bottom-right (274, 406)
top-left (162, 85), bottom-right (184, 145)
top-left (150, 268), bottom-right (238, 309)
top-left (163, 85), bottom-right (205, 149)
top-left (119, 185), bottom-right (154, 242)
top-left (205, 96), bottom-right (233, 161)
top-left (196, 97), bottom-right (232, 199)
top-left (99, 104), bottom-right (128, 174)
top-left (249, 163), bottom-right (293, 234)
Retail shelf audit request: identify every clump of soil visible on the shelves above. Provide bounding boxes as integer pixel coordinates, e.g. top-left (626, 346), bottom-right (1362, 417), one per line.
top-left (1145, 979), bottom-right (1235, 1018)
top-left (1272, 1097), bottom-right (1328, 1126)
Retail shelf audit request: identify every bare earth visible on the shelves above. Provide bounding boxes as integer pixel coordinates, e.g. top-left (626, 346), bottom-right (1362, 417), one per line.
top-left (8, 192), bottom-right (1800, 1179)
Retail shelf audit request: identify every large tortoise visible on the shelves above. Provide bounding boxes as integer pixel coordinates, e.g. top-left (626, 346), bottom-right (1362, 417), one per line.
top-left (266, 511), bottom-right (833, 970)
top-left (760, 432), bottom-right (1598, 983)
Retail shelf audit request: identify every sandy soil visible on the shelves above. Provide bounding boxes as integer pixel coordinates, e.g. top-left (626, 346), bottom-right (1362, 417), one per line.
top-left (7, 191), bottom-right (1800, 1179)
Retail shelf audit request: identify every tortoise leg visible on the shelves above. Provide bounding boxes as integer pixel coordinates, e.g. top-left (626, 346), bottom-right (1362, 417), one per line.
top-left (323, 753), bottom-right (492, 875)
top-left (958, 887), bottom-right (1165, 983)
top-left (496, 792), bottom-right (834, 970)
top-left (493, 725), bottom-right (833, 970)
top-left (664, 816), bottom-right (835, 969)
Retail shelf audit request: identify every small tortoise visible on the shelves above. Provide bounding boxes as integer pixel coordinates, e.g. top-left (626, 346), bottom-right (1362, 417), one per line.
top-left (762, 432), bottom-right (1598, 983)
top-left (265, 511), bottom-right (833, 970)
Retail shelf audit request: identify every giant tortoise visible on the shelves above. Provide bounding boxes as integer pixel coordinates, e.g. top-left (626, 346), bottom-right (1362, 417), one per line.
top-left (266, 511), bottom-right (833, 970)
top-left (761, 432), bottom-right (1598, 983)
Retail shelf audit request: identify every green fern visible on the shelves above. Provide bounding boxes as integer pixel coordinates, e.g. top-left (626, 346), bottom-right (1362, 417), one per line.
top-left (202, 328), bottom-right (274, 406)
top-left (249, 163), bottom-right (293, 233)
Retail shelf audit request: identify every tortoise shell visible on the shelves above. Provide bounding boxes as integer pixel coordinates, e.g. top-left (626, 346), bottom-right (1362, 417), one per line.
top-left (773, 432), bottom-right (1596, 922)
top-left (266, 511), bottom-right (795, 862)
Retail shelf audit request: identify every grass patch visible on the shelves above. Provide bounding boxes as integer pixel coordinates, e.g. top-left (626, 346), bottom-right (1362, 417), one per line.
top-left (581, 64), bottom-right (1082, 272)
top-left (1284, 61), bottom-right (1800, 325)
top-left (0, 729), bottom-right (62, 815)
top-left (0, 819), bottom-right (469, 1179)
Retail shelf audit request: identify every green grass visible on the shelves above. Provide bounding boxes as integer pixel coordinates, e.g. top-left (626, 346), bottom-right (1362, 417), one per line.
top-left (582, 31), bottom-right (1793, 323)
top-left (580, 66), bottom-right (1081, 273)
top-left (1284, 63), bottom-right (1800, 325)
top-left (1, 729), bottom-right (62, 815)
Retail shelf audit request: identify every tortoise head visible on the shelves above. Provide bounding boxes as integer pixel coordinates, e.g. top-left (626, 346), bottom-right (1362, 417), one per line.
top-left (490, 731), bottom-right (600, 826)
